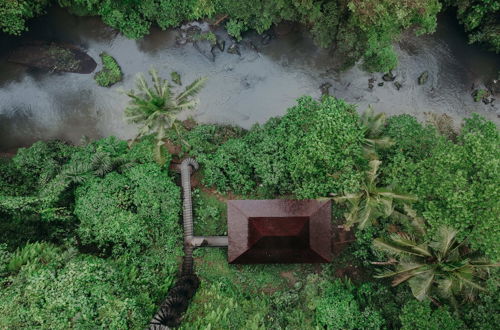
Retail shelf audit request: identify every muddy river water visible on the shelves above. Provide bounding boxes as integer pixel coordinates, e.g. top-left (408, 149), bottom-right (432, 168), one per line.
top-left (0, 8), bottom-right (498, 151)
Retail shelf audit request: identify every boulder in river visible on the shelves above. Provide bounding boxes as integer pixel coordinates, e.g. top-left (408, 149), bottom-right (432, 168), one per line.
top-left (227, 43), bottom-right (241, 56)
top-left (394, 81), bottom-right (402, 91)
top-left (8, 42), bottom-right (96, 74)
top-left (378, 82), bottom-right (384, 87)
top-left (382, 71), bottom-right (396, 81)
top-left (193, 40), bottom-right (216, 62)
top-left (320, 82), bottom-right (332, 96)
top-left (216, 39), bottom-right (226, 52)
top-left (486, 78), bottom-right (499, 95)
top-left (418, 71), bottom-right (429, 85)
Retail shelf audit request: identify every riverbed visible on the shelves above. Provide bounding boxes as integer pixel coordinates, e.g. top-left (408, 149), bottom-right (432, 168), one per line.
top-left (0, 7), bottom-right (498, 151)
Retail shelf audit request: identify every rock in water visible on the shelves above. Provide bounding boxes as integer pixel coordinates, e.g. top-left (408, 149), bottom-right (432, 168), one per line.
top-left (193, 40), bottom-right (215, 61)
top-left (378, 82), bottom-right (384, 87)
top-left (320, 82), bottom-right (332, 96)
top-left (261, 33), bottom-right (272, 45)
top-left (227, 43), bottom-right (241, 56)
top-left (418, 71), bottom-right (429, 85)
top-left (216, 39), bottom-right (225, 52)
top-left (394, 81), bottom-right (402, 90)
top-left (382, 71), bottom-right (396, 81)
top-left (8, 42), bottom-right (96, 73)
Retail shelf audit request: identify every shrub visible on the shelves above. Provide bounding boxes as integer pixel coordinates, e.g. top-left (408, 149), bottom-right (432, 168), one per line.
top-left (74, 163), bottom-right (181, 255)
top-left (382, 114), bottom-right (500, 260)
top-left (269, 96), bottom-right (365, 198)
top-left (199, 138), bottom-right (255, 195)
top-left (461, 275), bottom-right (500, 330)
top-left (314, 279), bottom-right (385, 329)
top-left (244, 117), bottom-right (293, 196)
top-left (200, 96), bottom-right (365, 198)
top-left (12, 140), bottom-right (74, 192)
top-left (181, 124), bottom-right (244, 158)
top-left (181, 282), bottom-right (268, 329)
top-left (400, 300), bottom-right (465, 330)
top-left (0, 251), bottom-right (146, 328)
top-left (192, 189), bottom-right (227, 236)
top-left (94, 52), bottom-right (122, 87)
top-left (382, 114), bottom-right (439, 161)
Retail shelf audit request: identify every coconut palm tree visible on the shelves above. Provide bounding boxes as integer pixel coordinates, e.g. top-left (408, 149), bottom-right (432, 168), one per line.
top-left (124, 68), bottom-right (206, 164)
top-left (333, 159), bottom-right (416, 229)
top-left (360, 107), bottom-right (394, 159)
top-left (373, 224), bottom-right (499, 306)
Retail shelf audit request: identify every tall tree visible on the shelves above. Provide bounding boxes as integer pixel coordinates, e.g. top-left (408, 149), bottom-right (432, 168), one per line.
top-left (373, 224), bottom-right (499, 306)
top-left (124, 68), bottom-right (206, 164)
top-left (333, 159), bottom-right (416, 229)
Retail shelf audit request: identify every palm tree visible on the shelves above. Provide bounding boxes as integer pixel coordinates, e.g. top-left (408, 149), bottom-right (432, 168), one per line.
top-left (333, 159), bottom-right (416, 229)
top-left (373, 224), bottom-right (499, 306)
top-left (360, 107), bottom-right (394, 159)
top-left (124, 68), bottom-right (206, 164)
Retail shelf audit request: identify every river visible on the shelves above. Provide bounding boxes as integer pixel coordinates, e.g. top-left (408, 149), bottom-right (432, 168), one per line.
top-left (0, 7), bottom-right (498, 151)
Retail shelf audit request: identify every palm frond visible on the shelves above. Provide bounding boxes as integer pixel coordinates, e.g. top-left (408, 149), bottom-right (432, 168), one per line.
top-left (366, 159), bottom-right (381, 185)
top-left (91, 151), bottom-right (113, 177)
top-left (333, 192), bottom-right (362, 204)
top-left (357, 202), bottom-right (375, 229)
top-left (409, 271), bottom-right (435, 300)
top-left (402, 205), bottom-right (426, 237)
top-left (377, 189), bottom-right (417, 202)
top-left (176, 77), bottom-right (207, 103)
top-left (373, 237), bottom-right (431, 257)
top-left (366, 136), bottom-right (395, 149)
top-left (453, 272), bottom-right (487, 292)
top-left (431, 226), bottom-right (458, 258)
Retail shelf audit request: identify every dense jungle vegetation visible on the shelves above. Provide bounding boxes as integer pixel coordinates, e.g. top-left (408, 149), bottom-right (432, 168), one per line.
top-left (0, 93), bottom-right (499, 328)
top-left (0, 1), bottom-right (499, 328)
top-left (1, 0), bottom-right (499, 71)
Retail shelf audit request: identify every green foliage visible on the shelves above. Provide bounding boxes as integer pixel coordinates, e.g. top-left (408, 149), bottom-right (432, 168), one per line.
top-left (199, 138), bottom-right (255, 195)
top-left (181, 123), bottom-right (244, 158)
top-left (461, 275), bottom-right (500, 329)
top-left (373, 225), bottom-right (498, 303)
top-left (360, 107), bottom-right (395, 159)
top-left (11, 141), bottom-right (74, 192)
top-left (74, 163), bottom-right (181, 255)
top-left (200, 96), bottom-right (365, 198)
top-left (192, 189), bottom-right (227, 236)
top-left (0, 249), bottom-right (146, 328)
top-left (4, 242), bottom-right (61, 274)
top-left (451, 0), bottom-right (500, 52)
top-left (170, 71), bottom-right (182, 85)
top-left (334, 159), bottom-right (416, 229)
top-left (180, 281), bottom-right (268, 329)
top-left (225, 19), bottom-right (246, 41)
top-left (0, 0), bottom-right (49, 35)
top-left (124, 68), bottom-right (206, 165)
top-left (314, 279), bottom-right (385, 329)
top-left (276, 96), bottom-right (365, 197)
top-left (192, 31), bottom-right (217, 45)
top-left (94, 52), bottom-right (122, 87)
top-left (400, 300), bottom-right (465, 330)
top-left (0, 136), bottom-right (182, 329)
top-left (382, 114), bottom-right (500, 259)
top-left (472, 88), bottom-right (490, 102)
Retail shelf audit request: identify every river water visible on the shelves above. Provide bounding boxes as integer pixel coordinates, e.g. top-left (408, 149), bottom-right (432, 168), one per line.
top-left (0, 7), bottom-right (498, 151)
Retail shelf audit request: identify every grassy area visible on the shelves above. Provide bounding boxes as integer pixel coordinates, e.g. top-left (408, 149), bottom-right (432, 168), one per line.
top-left (94, 52), bottom-right (122, 87)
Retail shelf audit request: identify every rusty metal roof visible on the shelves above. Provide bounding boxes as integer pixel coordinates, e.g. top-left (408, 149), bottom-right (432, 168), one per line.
top-left (227, 199), bottom-right (332, 264)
